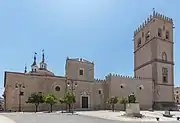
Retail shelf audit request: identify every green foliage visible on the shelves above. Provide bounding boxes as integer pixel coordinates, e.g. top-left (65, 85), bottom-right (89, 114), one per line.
top-left (44, 94), bottom-right (57, 112)
top-left (107, 96), bottom-right (118, 105)
top-left (107, 96), bottom-right (118, 111)
top-left (119, 97), bottom-right (128, 111)
top-left (59, 98), bottom-right (65, 104)
top-left (128, 93), bottom-right (136, 103)
top-left (44, 94), bottom-right (57, 105)
top-left (26, 92), bottom-right (44, 105)
top-left (26, 92), bottom-right (44, 112)
top-left (119, 97), bottom-right (128, 104)
top-left (60, 91), bottom-right (76, 113)
top-left (63, 91), bottom-right (76, 105)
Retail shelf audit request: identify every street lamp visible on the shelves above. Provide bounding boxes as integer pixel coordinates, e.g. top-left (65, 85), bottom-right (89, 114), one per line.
top-left (67, 79), bottom-right (78, 113)
top-left (15, 82), bottom-right (25, 112)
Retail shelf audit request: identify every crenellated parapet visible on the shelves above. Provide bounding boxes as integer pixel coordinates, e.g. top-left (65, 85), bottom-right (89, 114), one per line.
top-left (94, 78), bottom-right (106, 83)
top-left (66, 57), bottom-right (94, 64)
top-left (105, 73), bottom-right (151, 80)
top-left (134, 10), bottom-right (173, 36)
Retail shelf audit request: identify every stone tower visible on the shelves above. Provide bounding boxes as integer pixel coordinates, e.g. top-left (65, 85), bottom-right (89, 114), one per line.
top-left (65, 57), bottom-right (94, 82)
top-left (133, 10), bottom-right (174, 109)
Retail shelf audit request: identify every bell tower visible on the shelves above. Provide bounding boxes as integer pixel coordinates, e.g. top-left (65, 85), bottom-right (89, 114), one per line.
top-left (133, 10), bottom-right (174, 109)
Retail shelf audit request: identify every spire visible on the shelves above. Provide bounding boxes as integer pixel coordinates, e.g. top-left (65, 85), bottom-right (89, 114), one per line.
top-left (42, 49), bottom-right (45, 63)
top-left (153, 8), bottom-right (155, 16)
top-left (40, 49), bottom-right (47, 70)
top-left (24, 64), bottom-right (27, 73)
top-left (32, 52), bottom-right (37, 66)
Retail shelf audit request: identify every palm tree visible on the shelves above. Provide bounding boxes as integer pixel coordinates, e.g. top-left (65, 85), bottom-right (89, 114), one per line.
top-left (119, 97), bottom-right (128, 111)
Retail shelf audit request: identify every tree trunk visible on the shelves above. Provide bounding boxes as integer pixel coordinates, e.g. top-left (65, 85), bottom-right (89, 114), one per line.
top-left (68, 104), bottom-right (71, 113)
top-left (35, 104), bottom-right (38, 113)
top-left (123, 103), bottom-right (126, 111)
top-left (112, 104), bottom-right (115, 112)
top-left (50, 104), bottom-right (52, 112)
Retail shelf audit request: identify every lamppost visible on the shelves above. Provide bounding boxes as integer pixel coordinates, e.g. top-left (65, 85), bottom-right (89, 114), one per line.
top-left (15, 82), bottom-right (25, 112)
top-left (67, 79), bottom-right (78, 113)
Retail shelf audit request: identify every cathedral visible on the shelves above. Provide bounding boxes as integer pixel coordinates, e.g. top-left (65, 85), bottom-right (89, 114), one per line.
top-left (3, 11), bottom-right (175, 111)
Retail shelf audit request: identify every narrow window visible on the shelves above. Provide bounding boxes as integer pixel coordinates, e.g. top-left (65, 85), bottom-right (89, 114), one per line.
top-left (166, 31), bottom-right (169, 40)
top-left (142, 32), bottom-right (144, 37)
top-left (158, 28), bottom-right (162, 37)
top-left (162, 67), bottom-right (168, 83)
top-left (79, 69), bottom-right (84, 76)
top-left (137, 38), bottom-right (141, 48)
top-left (98, 90), bottom-right (102, 94)
top-left (145, 31), bottom-right (150, 41)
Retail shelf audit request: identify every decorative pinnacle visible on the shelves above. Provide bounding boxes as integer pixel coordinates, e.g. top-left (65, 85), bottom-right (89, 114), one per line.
top-left (153, 8), bottom-right (155, 16)
top-left (32, 52), bottom-right (37, 66)
top-left (24, 64), bottom-right (27, 73)
top-left (42, 49), bottom-right (45, 63)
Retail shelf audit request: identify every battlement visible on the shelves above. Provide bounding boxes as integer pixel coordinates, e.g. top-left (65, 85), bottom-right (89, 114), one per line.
top-left (105, 73), bottom-right (152, 80)
top-left (134, 10), bottom-right (173, 36)
top-left (94, 78), bottom-right (106, 83)
top-left (66, 57), bottom-right (94, 64)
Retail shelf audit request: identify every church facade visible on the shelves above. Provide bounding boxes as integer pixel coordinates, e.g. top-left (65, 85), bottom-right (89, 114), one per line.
top-left (3, 11), bottom-right (175, 111)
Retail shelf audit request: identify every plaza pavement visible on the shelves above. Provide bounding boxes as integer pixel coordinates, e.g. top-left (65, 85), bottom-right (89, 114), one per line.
top-left (0, 112), bottom-right (124, 123)
top-left (0, 114), bottom-right (16, 123)
top-left (76, 110), bottom-right (180, 122)
top-left (1, 111), bottom-right (180, 123)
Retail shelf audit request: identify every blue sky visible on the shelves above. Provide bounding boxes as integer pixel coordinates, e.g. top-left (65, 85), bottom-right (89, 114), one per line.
top-left (0, 0), bottom-right (180, 96)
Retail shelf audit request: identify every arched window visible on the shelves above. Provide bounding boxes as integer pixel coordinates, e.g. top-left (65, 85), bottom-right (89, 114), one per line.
top-left (158, 28), bottom-right (162, 37)
top-left (166, 30), bottom-right (169, 40)
top-left (162, 52), bottom-right (167, 61)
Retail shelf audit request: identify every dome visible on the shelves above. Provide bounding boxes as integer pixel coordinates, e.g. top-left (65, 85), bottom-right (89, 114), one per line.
top-left (28, 69), bottom-right (55, 76)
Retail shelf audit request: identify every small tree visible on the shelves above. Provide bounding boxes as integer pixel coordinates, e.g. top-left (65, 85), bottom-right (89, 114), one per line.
top-left (119, 97), bottom-right (128, 111)
top-left (62, 92), bottom-right (76, 113)
top-left (107, 96), bottom-right (118, 112)
top-left (26, 93), bottom-right (44, 112)
top-left (44, 94), bottom-right (57, 112)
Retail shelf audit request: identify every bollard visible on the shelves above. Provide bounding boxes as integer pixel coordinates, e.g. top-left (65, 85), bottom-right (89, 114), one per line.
top-left (156, 117), bottom-right (159, 121)
top-left (177, 117), bottom-right (180, 120)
